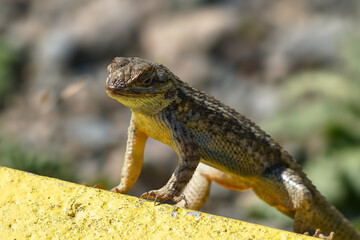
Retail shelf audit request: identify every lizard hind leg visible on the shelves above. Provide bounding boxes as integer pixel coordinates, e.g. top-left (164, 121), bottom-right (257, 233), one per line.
top-left (175, 170), bottom-right (211, 210)
top-left (176, 162), bottom-right (251, 210)
top-left (252, 165), bottom-right (316, 234)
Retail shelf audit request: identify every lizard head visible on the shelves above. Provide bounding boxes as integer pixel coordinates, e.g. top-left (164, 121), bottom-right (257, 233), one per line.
top-left (106, 57), bottom-right (177, 114)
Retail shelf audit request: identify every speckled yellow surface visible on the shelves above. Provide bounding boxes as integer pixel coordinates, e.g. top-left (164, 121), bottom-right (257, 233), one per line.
top-left (0, 167), bottom-right (316, 239)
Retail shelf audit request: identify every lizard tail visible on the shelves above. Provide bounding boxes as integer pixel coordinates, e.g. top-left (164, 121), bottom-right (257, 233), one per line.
top-left (312, 190), bottom-right (360, 240)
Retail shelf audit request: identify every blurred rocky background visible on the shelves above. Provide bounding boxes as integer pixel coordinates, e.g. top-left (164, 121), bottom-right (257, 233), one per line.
top-left (0, 0), bottom-right (360, 232)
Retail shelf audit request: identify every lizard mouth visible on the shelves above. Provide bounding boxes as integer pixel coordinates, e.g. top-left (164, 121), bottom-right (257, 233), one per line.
top-left (105, 85), bottom-right (130, 95)
top-left (105, 84), bottom-right (158, 96)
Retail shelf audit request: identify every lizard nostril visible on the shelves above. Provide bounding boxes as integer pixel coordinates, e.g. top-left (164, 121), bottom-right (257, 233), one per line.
top-left (106, 84), bottom-right (116, 91)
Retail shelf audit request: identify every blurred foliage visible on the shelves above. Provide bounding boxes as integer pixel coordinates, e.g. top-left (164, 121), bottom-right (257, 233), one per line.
top-left (0, 38), bottom-right (19, 108)
top-left (343, 28), bottom-right (360, 78)
top-left (0, 134), bottom-right (76, 182)
top-left (87, 176), bottom-right (113, 191)
top-left (263, 32), bottom-right (360, 225)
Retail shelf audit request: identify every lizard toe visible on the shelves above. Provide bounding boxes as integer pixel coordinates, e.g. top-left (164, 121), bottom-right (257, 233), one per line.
top-left (140, 189), bottom-right (183, 203)
top-left (110, 187), bottom-right (122, 193)
top-left (303, 229), bottom-right (334, 240)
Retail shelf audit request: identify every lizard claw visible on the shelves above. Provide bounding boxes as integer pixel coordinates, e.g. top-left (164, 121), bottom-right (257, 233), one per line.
top-left (325, 232), bottom-right (335, 240)
top-left (303, 229), bottom-right (334, 240)
top-left (93, 184), bottom-right (104, 189)
top-left (82, 183), bottom-right (104, 189)
top-left (110, 186), bottom-right (123, 193)
top-left (140, 189), bottom-right (184, 204)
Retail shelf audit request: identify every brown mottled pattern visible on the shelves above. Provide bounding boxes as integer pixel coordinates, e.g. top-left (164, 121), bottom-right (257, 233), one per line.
top-left (106, 57), bottom-right (360, 240)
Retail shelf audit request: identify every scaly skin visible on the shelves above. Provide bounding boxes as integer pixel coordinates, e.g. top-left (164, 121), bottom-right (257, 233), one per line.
top-left (105, 57), bottom-right (360, 240)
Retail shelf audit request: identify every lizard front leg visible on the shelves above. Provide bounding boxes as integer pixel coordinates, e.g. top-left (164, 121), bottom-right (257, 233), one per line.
top-left (111, 115), bottom-right (148, 194)
top-left (141, 109), bottom-right (200, 203)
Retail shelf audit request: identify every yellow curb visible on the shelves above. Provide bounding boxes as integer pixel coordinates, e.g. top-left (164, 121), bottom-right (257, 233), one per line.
top-left (0, 167), bottom-right (316, 239)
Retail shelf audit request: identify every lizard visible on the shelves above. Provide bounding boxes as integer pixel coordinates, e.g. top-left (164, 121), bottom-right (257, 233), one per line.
top-left (105, 57), bottom-right (360, 240)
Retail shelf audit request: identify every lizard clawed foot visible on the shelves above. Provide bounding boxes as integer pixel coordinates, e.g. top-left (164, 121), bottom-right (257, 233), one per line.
top-left (82, 183), bottom-right (104, 189)
top-left (93, 184), bottom-right (104, 189)
top-left (140, 189), bottom-right (185, 204)
top-left (110, 186), bottom-right (123, 193)
top-left (304, 229), bottom-right (335, 240)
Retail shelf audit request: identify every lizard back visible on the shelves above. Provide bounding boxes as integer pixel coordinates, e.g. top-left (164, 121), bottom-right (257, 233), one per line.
top-left (173, 79), bottom-right (295, 176)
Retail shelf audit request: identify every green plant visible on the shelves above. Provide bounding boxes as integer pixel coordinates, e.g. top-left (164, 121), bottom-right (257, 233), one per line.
top-left (0, 135), bottom-right (76, 182)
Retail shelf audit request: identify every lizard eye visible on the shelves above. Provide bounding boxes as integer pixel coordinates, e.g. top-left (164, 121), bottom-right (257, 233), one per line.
top-left (139, 72), bottom-right (154, 86)
top-left (143, 77), bottom-right (153, 85)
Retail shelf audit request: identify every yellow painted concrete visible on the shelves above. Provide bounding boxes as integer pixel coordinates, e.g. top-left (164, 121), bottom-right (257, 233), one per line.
top-left (0, 166), bottom-right (316, 240)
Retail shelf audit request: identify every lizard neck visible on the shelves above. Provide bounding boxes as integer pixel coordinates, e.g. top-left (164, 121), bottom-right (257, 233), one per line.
top-left (131, 88), bottom-right (179, 116)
